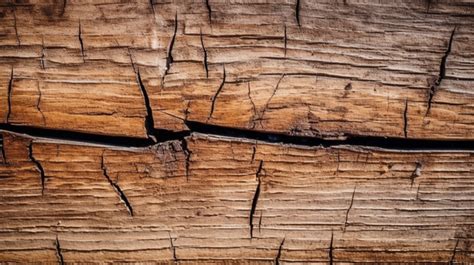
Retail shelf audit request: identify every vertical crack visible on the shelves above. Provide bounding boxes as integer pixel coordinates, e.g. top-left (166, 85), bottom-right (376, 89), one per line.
top-left (250, 144), bottom-right (256, 164)
top-left (256, 74), bottom-right (285, 128)
top-left (6, 67), bottom-right (13, 123)
top-left (28, 141), bottom-right (45, 195)
top-left (55, 235), bottom-right (64, 265)
top-left (328, 232), bottom-right (334, 265)
top-left (1, 136), bottom-right (6, 164)
top-left (36, 84), bottom-right (46, 125)
top-left (343, 186), bottom-right (356, 232)
top-left (149, 0), bottom-right (155, 15)
top-left (295, 0), bottom-right (301, 27)
top-left (168, 232), bottom-right (177, 263)
top-left (60, 0), bottom-right (67, 16)
top-left (136, 68), bottom-right (156, 142)
top-left (275, 237), bottom-right (285, 265)
top-left (101, 153), bottom-right (134, 216)
top-left (181, 139), bottom-right (192, 181)
top-left (415, 183), bottom-right (421, 201)
top-left (13, 6), bottom-right (20, 46)
top-left (205, 0), bottom-right (212, 24)
top-left (207, 65), bottom-right (226, 121)
top-left (403, 99), bottom-right (408, 138)
top-left (200, 29), bottom-right (209, 78)
top-left (283, 24), bottom-right (287, 57)
top-left (410, 161), bottom-right (422, 187)
top-left (78, 21), bottom-right (85, 63)
top-left (258, 210), bottom-right (263, 233)
top-left (426, 27), bottom-right (456, 115)
top-left (40, 37), bottom-right (46, 70)
top-left (449, 238), bottom-right (459, 264)
top-left (426, 0), bottom-right (432, 14)
top-left (162, 12), bottom-right (178, 86)
top-left (248, 82), bottom-right (257, 128)
top-left (250, 160), bottom-right (263, 238)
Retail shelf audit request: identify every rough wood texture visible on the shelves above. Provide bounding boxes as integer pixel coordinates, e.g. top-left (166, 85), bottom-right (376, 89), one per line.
top-left (0, 0), bottom-right (473, 139)
top-left (0, 132), bottom-right (472, 263)
top-left (0, 0), bottom-right (473, 263)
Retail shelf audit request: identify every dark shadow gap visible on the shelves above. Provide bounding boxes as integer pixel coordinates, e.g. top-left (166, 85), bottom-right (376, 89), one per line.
top-left (1, 122), bottom-right (473, 151)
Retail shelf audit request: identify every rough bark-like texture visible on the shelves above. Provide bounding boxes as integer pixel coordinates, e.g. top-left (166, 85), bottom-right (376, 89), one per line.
top-left (0, 0), bottom-right (473, 263)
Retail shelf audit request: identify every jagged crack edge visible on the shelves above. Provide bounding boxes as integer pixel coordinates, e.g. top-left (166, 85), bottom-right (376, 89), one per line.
top-left (101, 155), bottom-right (134, 216)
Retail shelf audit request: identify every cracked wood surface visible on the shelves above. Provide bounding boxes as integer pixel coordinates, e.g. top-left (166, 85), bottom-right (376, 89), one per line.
top-left (0, 0), bottom-right (473, 139)
top-left (0, 131), bottom-right (472, 263)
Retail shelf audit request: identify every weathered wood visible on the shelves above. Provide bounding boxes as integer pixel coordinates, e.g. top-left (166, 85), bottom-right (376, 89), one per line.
top-left (0, 131), bottom-right (472, 263)
top-left (0, 0), bottom-right (473, 263)
top-left (0, 0), bottom-right (473, 139)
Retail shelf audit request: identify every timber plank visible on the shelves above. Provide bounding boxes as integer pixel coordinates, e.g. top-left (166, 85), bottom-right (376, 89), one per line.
top-left (0, 131), bottom-right (472, 263)
top-left (0, 1), bottom-right (472, 139)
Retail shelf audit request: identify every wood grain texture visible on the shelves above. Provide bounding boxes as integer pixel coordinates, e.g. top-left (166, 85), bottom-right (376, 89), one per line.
top-left (1, 0), bottom-right (473, 263)
top-left (0, 0), bottom-right (473, 139)
top-left (0, 131), bottom-right (472, 263)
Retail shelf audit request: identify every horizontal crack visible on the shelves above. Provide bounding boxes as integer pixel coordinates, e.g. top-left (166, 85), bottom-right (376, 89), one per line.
top-left (184, 121), bottom-right (474, 151)
top-left (0, 121), bottom-right (473, 151)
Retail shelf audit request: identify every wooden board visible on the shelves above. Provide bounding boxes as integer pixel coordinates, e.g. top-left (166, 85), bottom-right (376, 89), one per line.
top-left (0, 0), bottom-right (473, 263)
top-left (0, 131), bottom-right (472, 263)
top-left (0, 0), bottom-right (473, 139)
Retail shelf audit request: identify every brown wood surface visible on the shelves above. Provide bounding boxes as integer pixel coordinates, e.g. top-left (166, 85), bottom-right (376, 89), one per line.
top-left (0, 131), bottom-right (472, 263)
top-left (0, 0), bottom-right (473, 139)
top-left (0, 0), bottom-right (473, 264)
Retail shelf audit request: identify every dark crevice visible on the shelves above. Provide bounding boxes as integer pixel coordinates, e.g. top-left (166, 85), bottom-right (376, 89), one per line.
top-left (169, 233), bottom-right (177, 262)
top-left (205, 0), bottom-right (212, 24)
top-left (184, 121), bottom-right (474, 150)
top-left (163, 12), bottom-right (178, 86)
top-left (208, 65), bottom-right (226, 121)
top-left (40, 38), bottom-right (46, 70)
top-left (258, 210), bottom-right (263, 233)
top-left (250, 145), bottom-right (256, 163)
top-left (249, 160), bottom-right (263, 238)
top-left (343, 186), bottom-right (356, 232)
top-left (449, 238), bottom-right (459, 264)
top-left (329, 232), bottom-right (334, 265)
top-left (200, 29), bottom-right (209, 78)
top-left (55, 236), bottom-right (64, 265)
top-left (60, 0), bottom-right (67, 16)
top-left (78, 21), bottom-right (85, 62)
top-left (149, 0), bottom-right (155, 15)
top-left (247, 82), bottom-right (257, 128)
top-left (283, 25), bottom-right (287, 57)
top-left (136, 69), bottom-right (156, 142)
top-left (426, 27), bottom-right (456, 115)
top-left (1, 136), bottom-right (6, 164)
top-left (275, 237), bottom-right (285, 265)
top-left (426, 0), bottom-right (432, 14)
top-left (0, 124), bottom-right (158, 147)
top-left (181, 139), bottom-right (192, 181)
top-left (6, 68), bottom-right (13, 123)
top-left (415, 184), bottom-right (421, 201)
top-left (101, 153), bottom-right (134, 216)
top-left (28, 141), bottom-right (45, 195)
top-left (410, 161), bottom-right (422, 187)
top-left (1, 121), bottom-right (473, 151)
top-left (403, 99), bottom-right (408, 138)
top-left (295, 0), bottom-right (301, 27)
top-left (36, 84), bottom-right (46, 125)
top-left (13, 7), bottom-right (20, 46)
top-left (255, 74), bottom-right (285, 128)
